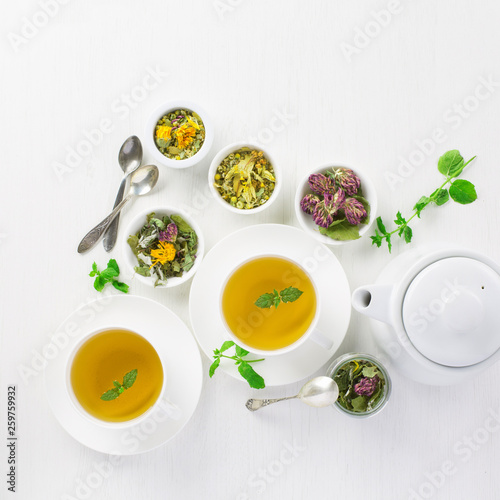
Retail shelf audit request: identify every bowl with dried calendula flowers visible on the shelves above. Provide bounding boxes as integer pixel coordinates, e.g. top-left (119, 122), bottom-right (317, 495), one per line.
top-left (208, 143), bottom-right (281, 214)
top-left (145, 100), bottom-right (214, 169)
top-left (295, 163), bottom-right (377, 245)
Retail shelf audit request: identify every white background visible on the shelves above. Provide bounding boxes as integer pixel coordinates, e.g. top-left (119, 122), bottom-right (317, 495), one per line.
top-left (2, 1), bottom-right (500, 499)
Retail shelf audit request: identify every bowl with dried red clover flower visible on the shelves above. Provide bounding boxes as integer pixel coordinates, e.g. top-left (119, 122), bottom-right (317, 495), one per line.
top-left (145, 100), bottom-right (214, 169)
top-left (295, 164), bottom-right (377, 245)
top-left (208, 143), bottom-right (282, 214)
top-left (326, 353), bottom-right (391, 418)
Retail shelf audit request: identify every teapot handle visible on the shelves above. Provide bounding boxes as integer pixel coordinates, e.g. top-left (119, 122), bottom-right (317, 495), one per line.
top-left (352, 284), bottom-right (394, 324)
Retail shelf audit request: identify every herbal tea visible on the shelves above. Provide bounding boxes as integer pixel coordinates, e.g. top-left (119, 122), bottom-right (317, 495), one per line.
top-left (222, 257), bottom-right (317, 350)
top-left (70, 329), bottom-right (163, 422)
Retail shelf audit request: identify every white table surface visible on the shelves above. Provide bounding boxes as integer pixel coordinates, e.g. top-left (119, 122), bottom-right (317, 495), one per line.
top-left (2, 1), bottom-right (500, 499)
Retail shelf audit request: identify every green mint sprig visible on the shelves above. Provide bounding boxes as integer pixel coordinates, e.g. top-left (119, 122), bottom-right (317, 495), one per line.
top-left (209, 341), bottom-right (265, 389)
top-left (100, 369), bottom-right (138, 401)
top-left (89, 259), bottom-right (129, 293)
top-left (371, 150), bottom-right (477, 252)
top-left (255, 286), bottom-right (303, 309)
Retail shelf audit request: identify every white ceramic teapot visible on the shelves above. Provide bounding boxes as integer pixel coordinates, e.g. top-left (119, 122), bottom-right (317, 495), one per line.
top-left (352, 246), bottom-right (500, 385)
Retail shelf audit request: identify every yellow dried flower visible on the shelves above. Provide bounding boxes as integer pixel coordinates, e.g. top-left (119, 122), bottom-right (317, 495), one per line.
top-left (175, 125), bottom-right (196, 149)
top-left (156, 126), bottom-right (172, 141)
top-left (150, 241), bottom-right (176, 268)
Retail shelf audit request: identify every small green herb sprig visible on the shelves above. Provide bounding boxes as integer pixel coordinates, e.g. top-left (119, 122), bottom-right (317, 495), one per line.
top-left (371, 150), bottom-right (477, 252)
top-left (255, 286), bottom-right (303, 309)
top-left (209, 341), bottom-right (265, 389)
top-left (100, 369), bottom-right (137, 401)
top-left (89, 259), bottom-right (129, 293)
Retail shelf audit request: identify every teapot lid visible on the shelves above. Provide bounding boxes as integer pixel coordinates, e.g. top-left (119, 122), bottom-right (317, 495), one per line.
top-left (402, 257), bottom-right (500, 367)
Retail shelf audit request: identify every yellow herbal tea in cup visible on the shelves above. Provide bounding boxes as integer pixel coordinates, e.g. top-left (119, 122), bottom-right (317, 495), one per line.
top-left (222, 256), bottom-right (317, 351)
top-left (70, 329), bottom-right (163, 423)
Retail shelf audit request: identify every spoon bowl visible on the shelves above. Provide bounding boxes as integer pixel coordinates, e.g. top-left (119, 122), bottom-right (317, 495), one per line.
top-left (103, 136), bottom-right (144, 251)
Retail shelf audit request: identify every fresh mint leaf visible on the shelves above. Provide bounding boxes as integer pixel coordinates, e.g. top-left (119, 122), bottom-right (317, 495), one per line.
top-left (100, 267), bottom-right (119, 280)
top-left (404, 225), bottom-right (412, 243)
top-left (94, 275), bottom-right (106, 292)
top-left (100, 389), bottom-right (119, 401)
top-left (209, 358), bottom-right (220, 378)
top-left (431, 188), bottom-right (449, 206)
top-left (370, 231), bottom-right (383, 248)
top-left (385, 233), bottom-right (392, 253)
top-left (123, 369), bottom-right (138, 389)
top-left (107, 259), bottom-right (119, 274)
top-left (273, 290), bottom-right (280, 309)
top-left (255, 293), bottom-right (274, 308)
top-left (238, 362), bottom-right (265, 389)
top-left (376, 216), bottom-right (387, 235)
top-left (220, 340), bottom-right (235, 352)
top-left (113, 381), bottom-right (122, 389)
top-left (449, 179), bottom-right (477, 204)
top-left (438, 150), bottom-right (464, 178)
top-left (280, 287), bottom-right (303, 303)
top-left (413, 196), bottom-right (430, 216)
top-left (394, 211), bottom-right (406, 226)
top-left (111, 280), bottom-right (129, 294)
top-left (235, 345), bottom-right (249, 357)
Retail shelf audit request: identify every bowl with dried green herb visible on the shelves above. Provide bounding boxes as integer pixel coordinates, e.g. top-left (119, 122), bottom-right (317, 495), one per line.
top-left (145, 100), bottom-right (214, 169)
top-left (326, 353), bottom-right (391, 418)
top-left (295, 164), bottom-right (377, 245)
top-left (123, 207), bottom-right (204, 288)
top-left (208, 143), bottom-right (281, 214)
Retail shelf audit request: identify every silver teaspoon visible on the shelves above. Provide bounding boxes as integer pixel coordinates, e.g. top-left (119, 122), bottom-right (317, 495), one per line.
top-left (77, 164), bottom-right (159, 253)
top-left (246, 376), bottom-right (339, 411)
top-left (103, 135), bottom-right (143, 252)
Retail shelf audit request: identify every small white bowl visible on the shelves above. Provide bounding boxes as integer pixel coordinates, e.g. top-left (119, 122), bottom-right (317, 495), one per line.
top-left (123, 206), bottom-right (205, 288)
top-left (145, 100), bottom-right (214, 169)
top-left (294, 163), bottom-right (377, 246)
top-left (208, 142), bottom-right (281, 214)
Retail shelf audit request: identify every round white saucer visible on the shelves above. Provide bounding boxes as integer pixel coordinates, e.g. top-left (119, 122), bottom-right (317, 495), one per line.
top-left (189, 224), bottom-right (351, 386)
top-left (44, 295), bottom-right (203, 455)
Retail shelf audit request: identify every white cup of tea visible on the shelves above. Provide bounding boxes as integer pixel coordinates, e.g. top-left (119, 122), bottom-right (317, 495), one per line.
top-left (65, 327), bottom-right (179, 429)
top-left (219, 254), bottom-right (332, 356)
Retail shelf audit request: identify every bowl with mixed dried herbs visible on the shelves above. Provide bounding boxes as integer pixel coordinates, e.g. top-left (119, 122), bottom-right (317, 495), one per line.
top-left (145, 100), bottom-right (214, 169)
top-left (326, 353), bottom-right (391, 418)
top-left (124, 207), bottom-right (204, 288)
top-left (208, 143), bottom-right (281, 214)
top-left (295, 164), bottom-right (377, 245)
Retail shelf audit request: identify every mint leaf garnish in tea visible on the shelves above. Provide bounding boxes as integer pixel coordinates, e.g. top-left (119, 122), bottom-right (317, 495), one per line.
top-left (100, 369), bottom-right (138, 401)
top-left (209, 341), bottom-right (265, 389)
top-left (371, 149), bottom-right (477, 252)
top-left (255, 286), bottom-right (303, 309)
top-left (89, 259), bottom-right (129, 293)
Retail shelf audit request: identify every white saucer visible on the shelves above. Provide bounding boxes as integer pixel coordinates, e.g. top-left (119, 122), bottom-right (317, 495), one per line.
top-left (189, 224), bottom-right (351, 386)
top-left (44, 295), bottom-right (203, 455)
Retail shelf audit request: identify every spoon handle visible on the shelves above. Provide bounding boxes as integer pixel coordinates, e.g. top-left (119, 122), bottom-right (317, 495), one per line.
top-left (77, 194), bottom-right (133, 253)
top-left (103, 175), bottom-right (128, 252)
top-left (245, 396), bottom-right (298, 412)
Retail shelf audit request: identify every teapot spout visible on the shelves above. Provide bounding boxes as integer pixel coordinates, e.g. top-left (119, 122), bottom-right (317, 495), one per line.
top-left (352, 284), bottom-right (394, 324)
